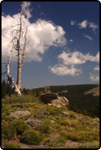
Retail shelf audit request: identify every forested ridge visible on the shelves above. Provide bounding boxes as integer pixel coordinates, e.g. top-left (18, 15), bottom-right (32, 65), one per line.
top-left (1, 79), bottom-right (99, 118)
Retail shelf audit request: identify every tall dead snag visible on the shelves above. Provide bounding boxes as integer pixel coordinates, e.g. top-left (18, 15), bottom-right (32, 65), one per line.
top-left (2, 4), bottom-right (28, 95)
top-left (16, 5), bottom-right (28, 91)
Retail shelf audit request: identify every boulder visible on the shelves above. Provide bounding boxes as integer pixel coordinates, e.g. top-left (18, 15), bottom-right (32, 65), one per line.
top-left (10, 111), bottom-right (31, 120)
top-left (51, 99), bottom-right (65, 107)
top-left (40, 93), bottom-right (58, 103)
top-left (58, 96), bottom-right (69, 106)
top-left (40, 92), bottom-right (69, 107)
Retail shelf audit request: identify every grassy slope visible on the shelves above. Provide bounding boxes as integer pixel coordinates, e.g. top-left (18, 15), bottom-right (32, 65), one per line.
top-left (1, 94), bottom-right (100, 149)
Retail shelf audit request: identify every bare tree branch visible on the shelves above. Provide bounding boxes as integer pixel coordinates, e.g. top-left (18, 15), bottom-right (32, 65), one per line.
top-left (1, 71), bottom-right (7, 77)
top-left (11, 24), bottom-right (21, 29)
top-left (2, 62), bottom-right (7, 65)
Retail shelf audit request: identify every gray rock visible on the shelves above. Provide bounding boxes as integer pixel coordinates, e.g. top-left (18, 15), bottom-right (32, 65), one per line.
top-left (50, 120), bottom-right (55, 123)
top-left (74, 115), bottom-right (79, 119)
top-left (36, 111), bottom-right (44, 117)
top-left (93, 118), bottom-right (99, 122)
top-left (61, 111), bottom-right (70, 118)
top-left (43, 107), bottom-right (48, 111)
top-left (1, 123), bottom-right (7, 128)
top-left (2, 142), bottom-right (6, 149)
top-left (67, 121), bottom-right (72, 126)
top-left (12, 104), bottom-right (29, 109)
top-left (11, 133), bottom-right (17, 140)
top-left (25, 117), bottom-right (43, 128)
top-left (49, 133), bottom-right (60, 141)
top-left (44, 111), bottom-right (50, 116)
top-left (10, 111), bottom-right (31, 120)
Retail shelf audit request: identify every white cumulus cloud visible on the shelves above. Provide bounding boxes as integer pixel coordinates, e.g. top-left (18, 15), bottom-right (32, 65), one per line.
top-left (57, 51), bottom-right (99, 65)
top-left (70, 20), bottom-right (76, 26)
top-left (83, 33), bottom-right (93, 41)
top-left (69, 39), bottom-right (73, 42)
top-left (21, 2), bottom-right (32, 19)
top-left (90, 72), bottom-right (99, 82)
top-left (49, 51), bottom-right (99, 77)
top-left (89, 65), bottom-right (99, 82)
top-left (49, 64), bottom-right (82, 76)
top-left (94, 65), bottom-right (99, 71)
top-left (89, 22), bottom-right (98, 33)
top-left (2, 13), bottom-right (67, 62)
top-left (78, 20), bottom-right (88, 29)
top-left (71, 19), bottom-right (98, 33)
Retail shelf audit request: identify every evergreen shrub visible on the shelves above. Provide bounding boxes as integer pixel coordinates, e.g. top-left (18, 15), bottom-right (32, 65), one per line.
top-left (21, 130), bottom-right (43, 145)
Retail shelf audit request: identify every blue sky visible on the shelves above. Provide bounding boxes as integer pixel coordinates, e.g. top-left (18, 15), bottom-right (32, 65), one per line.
top-left (2, 1), bottom-right (99, 89)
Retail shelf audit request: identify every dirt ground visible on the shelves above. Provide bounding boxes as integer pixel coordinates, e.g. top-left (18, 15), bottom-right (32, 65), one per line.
top-left (6, 134), bottom-right (80, 149)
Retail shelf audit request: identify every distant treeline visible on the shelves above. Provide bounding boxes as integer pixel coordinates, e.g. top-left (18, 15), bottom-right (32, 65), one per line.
top-left (1, 79), bottom-right (44, 98)
top-left (1, 79), bottom-right (13, 98)
top-left (1, 80), bottom-right (99, 118)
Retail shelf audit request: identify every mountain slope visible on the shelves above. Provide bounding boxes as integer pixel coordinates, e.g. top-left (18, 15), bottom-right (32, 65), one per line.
top-left (85, 86), bottom-right (99, 96)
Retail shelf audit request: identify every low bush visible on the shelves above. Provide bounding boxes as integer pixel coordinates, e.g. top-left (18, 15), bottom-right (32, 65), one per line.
top-left (67, 130), bottom-right (99, 142)
top-left (12, 120), bottom-right (30, 134)
top-left (48, 107), bottom-right (63, 116)
top-left (4, 142), bottom-right (17, 149)
top-left (67, 133), bottom-right (79, 142)
top-left (21, 130), bottom-right (43, 145)
top-left (2, 124), bottom-right (16, 140)
top-left (69, 114), bottom-right (77, 119)
top-left (35, 123), bottom-right (52, 134)
top-left (57, 136), bottom-right (66, 144)
top-left (60, 120), bottom-right (72, 126)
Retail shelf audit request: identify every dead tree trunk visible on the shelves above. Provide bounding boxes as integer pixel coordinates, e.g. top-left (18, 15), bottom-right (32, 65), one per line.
top-left (2, 4), bottom-right (28, 96)
top-left (6, 41), bottom-right (22, 95)
top-left (16, 8), bottom-right (22, 90)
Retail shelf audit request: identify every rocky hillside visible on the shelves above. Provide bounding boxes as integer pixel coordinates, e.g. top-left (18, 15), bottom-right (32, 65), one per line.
top-left (1, 94), bottom-right (100, 149)
top-left (85, 85), bottom-right (99, 96)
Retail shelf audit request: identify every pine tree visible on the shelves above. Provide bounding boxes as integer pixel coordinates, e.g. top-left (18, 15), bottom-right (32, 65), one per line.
top-left (1, 79), bottom-right (7, 98)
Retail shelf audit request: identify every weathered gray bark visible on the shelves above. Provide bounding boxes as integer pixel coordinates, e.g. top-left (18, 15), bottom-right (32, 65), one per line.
top-left (6, 42), bottom-right (21, 95)
top-left (16, 8), bottom-right (22, 90)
